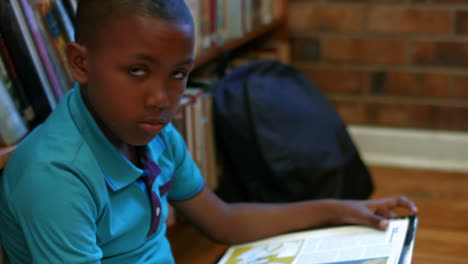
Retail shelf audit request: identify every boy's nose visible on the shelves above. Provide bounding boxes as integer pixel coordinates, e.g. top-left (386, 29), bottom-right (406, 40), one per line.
top-left (145, 85), bottom-right (169, 109)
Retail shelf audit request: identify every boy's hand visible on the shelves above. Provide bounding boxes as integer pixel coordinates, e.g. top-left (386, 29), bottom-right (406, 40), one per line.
top-left (334, 196), bottom-right (418, 230)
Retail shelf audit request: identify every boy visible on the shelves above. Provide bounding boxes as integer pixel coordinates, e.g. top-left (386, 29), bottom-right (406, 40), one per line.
top-left (0, 0), bottom-right (418, 263)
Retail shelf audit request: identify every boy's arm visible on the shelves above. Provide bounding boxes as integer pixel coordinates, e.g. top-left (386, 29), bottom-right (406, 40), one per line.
top-left (6, 167), bottom-right (102, 263)
top-left (171, 186), bottom-right (418, 244)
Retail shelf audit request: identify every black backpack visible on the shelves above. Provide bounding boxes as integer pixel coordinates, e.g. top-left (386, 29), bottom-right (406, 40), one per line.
top-left (213, 60), bottom-right (373, 203)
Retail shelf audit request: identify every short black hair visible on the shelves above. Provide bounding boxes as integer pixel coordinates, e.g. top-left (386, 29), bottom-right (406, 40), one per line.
top-left (74, 0), bottom-right (193, 46)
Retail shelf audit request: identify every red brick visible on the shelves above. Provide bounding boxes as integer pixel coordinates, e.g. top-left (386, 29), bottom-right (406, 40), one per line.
top-left (323, 37), bottom-right (406, 65)
top-left (411, 0), bottom-right (468, 3)
top-left (433, 105), bottom-right (468, 131)
top-left (329, 0), bottom-right (405, 3)
top-left (368, 7), bottom-right (451, 35)
top-left (288, 3), bottom-right (366, 33)
top-left (453, 76), bottom-right (468, 99)
top-left (291, 38), bottom-right (321, 62)
top-left (299, 67), bottom-right (367, 94)
top-left (375, 72), bottom-right (450, 98)
top-left (329, 99), bottom-right (367, 124)
top-left (412, 41), bottom-right (468, 67)
top-left (456, 11), bottom-right (468, 35)
top-left (417, 73), bottom-right (451, 98)
top-left (409, 104), bottom-right (468, 131)
top-left (366, 103), bottom-right (409, 127)
top-left (371, 72), bottom-right (418, 96)
top-left (409, 104), bottom-right (433, 128)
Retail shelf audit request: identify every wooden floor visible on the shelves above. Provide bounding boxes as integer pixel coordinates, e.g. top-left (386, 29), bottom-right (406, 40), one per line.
top-left (167, 166), bottom-right (468, 264)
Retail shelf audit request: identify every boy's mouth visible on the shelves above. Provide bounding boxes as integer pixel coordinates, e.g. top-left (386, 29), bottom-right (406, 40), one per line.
top-left (137, 120), bottom-right (167, 134)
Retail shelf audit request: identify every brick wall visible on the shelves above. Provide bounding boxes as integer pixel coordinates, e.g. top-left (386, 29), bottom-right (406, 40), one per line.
top-left (289, 0), bottom-right (468, 131)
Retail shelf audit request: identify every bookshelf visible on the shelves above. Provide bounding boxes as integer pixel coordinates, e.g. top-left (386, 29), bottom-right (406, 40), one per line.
top-left (194, 18), bottom-right (285, 68)
top-left (0, 14), bottom-right (288, 170)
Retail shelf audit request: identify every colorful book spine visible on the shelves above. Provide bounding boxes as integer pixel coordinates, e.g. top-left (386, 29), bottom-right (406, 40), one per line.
top-left (243, 0), bottom-right (253, 33)
top-left (18, 0), bottom-right (64, 100)
top-left (184, 0), bottom-right (201, 55)
top-left (0, 51), bottom-right (22, 116)
top-left (67, 0), bottom-right (77, 13)
top-left (35, 0), bottom-right (74, 92)
top-left (0, 33), bottom-right (36, 125)
top-left (54, 0), bottom-right (75, 41)
top-left (60, 0), bottom-right (77, 21)
top-left (172, 97), bottom-right (191, 142)
top-left (251, 1), bottom-right (262, 28)
top-left (184, 88), bottom-right (207, 185)
top-left (209, 0), bottom-right (217, 47)
top-left (216, 0), bottom-right (226, 46)
top-left (227, 0), bottom-right (244, 39)
top-left (274, 0), bottom-right (287, 20)
top-left (0, 77), bottom-right (28, 147)
top-left (202, 92), bottom-right (218, 190)
top-left (200, 0), bottom-right (211, 49)
top-left (1, 0), bottom-right (55, 125)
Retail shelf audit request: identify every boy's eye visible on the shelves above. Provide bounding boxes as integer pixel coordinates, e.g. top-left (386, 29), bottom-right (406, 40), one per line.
top-left (128, 66), bottom-right (148, 77)
top-left (171, 71), bottom-right (188, 80)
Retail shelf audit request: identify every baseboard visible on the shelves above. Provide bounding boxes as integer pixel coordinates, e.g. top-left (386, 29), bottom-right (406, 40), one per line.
top-left (348, 125), bottom-right (468, 173)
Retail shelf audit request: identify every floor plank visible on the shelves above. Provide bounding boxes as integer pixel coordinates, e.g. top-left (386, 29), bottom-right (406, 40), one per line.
top-left (369, 166), bottom-right (468, 264)
top-left (167, 166), bottom-right (468, 264)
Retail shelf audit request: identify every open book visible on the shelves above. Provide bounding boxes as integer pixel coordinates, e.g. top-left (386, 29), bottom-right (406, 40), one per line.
top-left (216, 215), bottom-right (417, 264)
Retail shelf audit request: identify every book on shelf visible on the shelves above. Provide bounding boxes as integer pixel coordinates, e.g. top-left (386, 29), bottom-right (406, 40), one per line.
top-left (18, 0), bottom-right (64, 100)
top-left (0, 35), bottom-right (36, 126)
top-left (226, 0), bottom-right (243, 39)
top-left (216, 215), bottom-right (418, 264)
top-left (184, 87), bottom-right (209, 188)
top-left (186, 0), bottom-right (286, 56)
top-left (53, 0), bottom-right (75, 41)
top-left (19, 0), bottom-right (75, 99)
top-left (201, 92), bottom-right (218, 190)
top-left (171, 86), bottom-right (219, 190)
top-left (0, 0), bottom-right (76, 129)
top-left (0, 75), bottom-right (28, 148)
top-left (60, 0), bottom-right (77, 20)
top-left (0, 0), bottom-right (55, 125)
top-left (172, 96), bottom-right (191, 142)
top-left (184, 0), bottom-right (201, 55)
top-left (215, 0), bottom-right (226, 46)
top-left (34, 0), bottom-right (75, 88)
top-left (201, 0), bottom-right (211, 49)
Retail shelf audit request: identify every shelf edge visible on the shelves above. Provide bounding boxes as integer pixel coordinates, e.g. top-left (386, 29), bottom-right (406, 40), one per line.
top-left (194, 19), bottom-right (285, 69)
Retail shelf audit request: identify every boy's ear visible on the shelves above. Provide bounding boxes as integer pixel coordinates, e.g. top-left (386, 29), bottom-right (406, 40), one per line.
top-left (66, 42), bottom-right (89, 84)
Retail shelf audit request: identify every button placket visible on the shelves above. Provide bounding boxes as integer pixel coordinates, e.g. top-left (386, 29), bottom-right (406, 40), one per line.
top-left (139, 149), bottom-right (163, 238)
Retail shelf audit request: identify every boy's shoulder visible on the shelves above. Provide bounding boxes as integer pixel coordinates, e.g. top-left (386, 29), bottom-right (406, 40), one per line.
top-left (4, 92), bottom-right (93, 183)
top-left (15, 96), bottom-right (84, 163)
top-left (157, 122), bottom-right (186, 153)
top-left (3, 112), bottom-right (104, 204)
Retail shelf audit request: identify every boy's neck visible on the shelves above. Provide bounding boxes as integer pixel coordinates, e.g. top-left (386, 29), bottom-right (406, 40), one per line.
top-left (120, 144), bottom-right (142, 168)
top-left (79, 85), bottom-right (142, 168)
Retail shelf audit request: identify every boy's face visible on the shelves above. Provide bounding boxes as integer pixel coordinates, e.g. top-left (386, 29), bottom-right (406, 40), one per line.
top-left (70, 15), bottom-right (194, 147)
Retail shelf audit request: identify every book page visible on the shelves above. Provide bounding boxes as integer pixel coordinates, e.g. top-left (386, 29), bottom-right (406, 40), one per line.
top-left (217, 218), bottom-right (411, 264)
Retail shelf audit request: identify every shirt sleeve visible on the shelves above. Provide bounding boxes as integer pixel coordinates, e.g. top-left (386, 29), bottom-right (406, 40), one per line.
top-left (6, 163), bottom-right (102, 264)
top-left (163, 123), bottom-right (205, 201)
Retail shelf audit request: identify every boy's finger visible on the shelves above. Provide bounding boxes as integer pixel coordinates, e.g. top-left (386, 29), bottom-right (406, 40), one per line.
top-left (375, 207), bottom-right (392, 218)
top-left (358, 211), bottom-right (388, 230)
top-left (369, 215), bottom-right (388, 230)
top-left (393, 196), bottom-right (418, 213)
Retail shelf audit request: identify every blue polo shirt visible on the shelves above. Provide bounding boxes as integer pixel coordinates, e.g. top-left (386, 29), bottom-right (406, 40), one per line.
top-left (0, 87), bottom-right (205, 263)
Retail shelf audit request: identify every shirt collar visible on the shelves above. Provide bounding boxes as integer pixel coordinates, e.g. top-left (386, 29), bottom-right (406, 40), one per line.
top-left (67, 84), bottom-right (166, 191)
